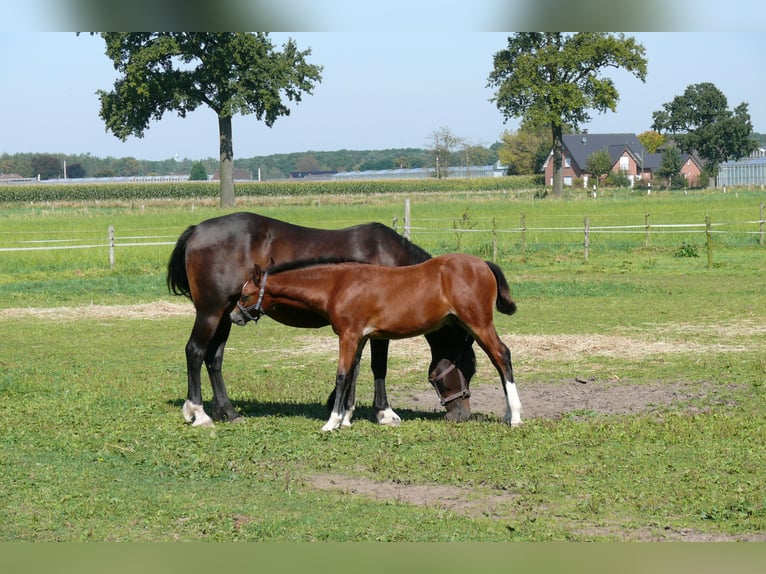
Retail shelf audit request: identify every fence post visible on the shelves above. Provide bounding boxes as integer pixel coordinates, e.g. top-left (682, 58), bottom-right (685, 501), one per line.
top-left (403, 198), bottom-right (411, 240)
top-left (584, 216), bottom-right (590, 261)
top-left (705, 214), bottom-right (713, 269)
top-left (760, 202), bottom-right (764, 246)
top-left (108, 225), bottom-right (115, 269)
top-left (492, 217), bottom-right (498, 263)
top-left (644, 212), bottom-right (651, 248)
top-left (520, 213), bottom-right (526, 259)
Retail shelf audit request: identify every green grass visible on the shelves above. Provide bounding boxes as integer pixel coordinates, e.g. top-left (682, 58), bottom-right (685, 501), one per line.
top-left (1, 188), bottom-right (765, 541)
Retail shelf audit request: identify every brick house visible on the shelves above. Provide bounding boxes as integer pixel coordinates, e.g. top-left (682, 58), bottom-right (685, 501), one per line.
top-left (542, 133), bottom-right (703, 188)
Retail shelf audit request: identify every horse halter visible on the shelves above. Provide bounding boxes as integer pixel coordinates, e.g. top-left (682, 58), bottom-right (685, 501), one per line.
top-left (236, 271), bottom-right (269, 323)
top-left (428, 359), bottom-right (471, 405)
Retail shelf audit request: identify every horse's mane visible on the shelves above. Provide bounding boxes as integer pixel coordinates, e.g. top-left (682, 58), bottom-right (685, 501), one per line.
top-left (266, 256), bottom-right (371, 275)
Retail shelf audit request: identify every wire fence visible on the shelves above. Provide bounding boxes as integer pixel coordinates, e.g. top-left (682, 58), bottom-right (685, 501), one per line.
top-left (1, 203), bottom-right (764, 270)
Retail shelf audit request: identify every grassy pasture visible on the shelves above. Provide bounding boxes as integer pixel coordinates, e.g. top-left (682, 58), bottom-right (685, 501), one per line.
top-left (1, 188), bottom-right (765, 541)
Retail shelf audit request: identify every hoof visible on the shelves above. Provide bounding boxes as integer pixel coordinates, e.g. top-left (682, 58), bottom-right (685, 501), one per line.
top-left (376, 408), bottom-right (401, 427)
top-left (183, 400), bottom-right (214, 427)
top-left (192, 416), bottom-right (215, 428)
top-left (504, 415), bottom-right (523, 427)
top-left (322, 412), bottom-right (345, 432)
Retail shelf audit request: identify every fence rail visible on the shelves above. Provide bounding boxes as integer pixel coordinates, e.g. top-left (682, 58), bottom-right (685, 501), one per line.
top-left (1, 202), bottom-right (764, 269)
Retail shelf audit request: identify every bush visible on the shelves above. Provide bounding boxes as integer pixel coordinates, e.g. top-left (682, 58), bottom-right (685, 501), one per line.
top-left (673, 241), bottom-right (699, 258)
top-left (605, 171), bottom-right (632, 188)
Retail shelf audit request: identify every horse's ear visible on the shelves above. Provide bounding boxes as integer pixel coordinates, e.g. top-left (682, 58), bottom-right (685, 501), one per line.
top-left (269, 257), bottom-right (275, 267)
top-left (252, 263), bottom-right (262, 283)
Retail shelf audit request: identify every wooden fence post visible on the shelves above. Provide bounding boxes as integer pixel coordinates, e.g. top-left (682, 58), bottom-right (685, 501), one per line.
top-left (108, 225), bottom-right (115, 269)
top-left (520, 213), bottom-right (526, 259)
top-left (584, 216), bottom-right (590, 261)
top-left (492, 217), bottom-right (498, 263)
top-left (403, 198), bottom-right (411, 240)
top-left (644, 212), bottom-right (651, 248)
top-left (760, 202), bottom-right (764, 246)
top-left (705, 214), bottom-right (713, 269)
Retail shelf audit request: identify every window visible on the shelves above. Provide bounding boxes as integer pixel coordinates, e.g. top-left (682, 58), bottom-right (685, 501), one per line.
top-left (564, 155), bottom-right (571, 168)
top-left (619, 156), bottom-right (629, 171)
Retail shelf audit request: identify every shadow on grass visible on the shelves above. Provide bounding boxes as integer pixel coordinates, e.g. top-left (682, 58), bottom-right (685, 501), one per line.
top-left (166, 398), bottom-right (446, 424)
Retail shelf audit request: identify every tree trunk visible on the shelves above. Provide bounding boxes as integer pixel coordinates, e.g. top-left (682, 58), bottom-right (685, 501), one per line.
top-left (551, 123), bottom-right (564, 197)
top-left (218, 114), bottom-right (235, 207)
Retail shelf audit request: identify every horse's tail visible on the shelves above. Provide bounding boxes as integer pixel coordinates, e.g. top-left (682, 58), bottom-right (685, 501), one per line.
top-left (166, 225), bottom-right (196, 299)
top-left (485, 261), bottom-right (517, 316)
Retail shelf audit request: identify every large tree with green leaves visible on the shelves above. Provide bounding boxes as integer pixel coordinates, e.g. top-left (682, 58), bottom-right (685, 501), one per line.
top-left (651, 82), bottom-right (757, 186)
top-left (487, 33), bottom-right (647, 196)
top-left (93, 33), bottom-right (322, 205)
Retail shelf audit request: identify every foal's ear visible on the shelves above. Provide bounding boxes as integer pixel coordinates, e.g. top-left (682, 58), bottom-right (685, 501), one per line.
top-left (251, 263), bottom-right (262, 283)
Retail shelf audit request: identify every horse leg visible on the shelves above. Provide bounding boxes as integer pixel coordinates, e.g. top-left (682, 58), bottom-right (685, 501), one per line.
top-left (323, 335), bottom-right (363, 432)
top-left (369, 339), bottom-right (401, 426)
top-left (341, 359), bottom-right (360, 428)
top-left (182, 312), bottom-right (217, 427)
top-left (206, 313), bottom-right (242, 423)
top-left (471, 326), bottom-right (523, 426)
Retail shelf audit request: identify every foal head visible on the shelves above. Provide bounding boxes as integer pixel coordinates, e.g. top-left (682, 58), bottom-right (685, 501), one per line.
top-left (230, 264), bottom-right (267, 326)
top-left (429, 358), bottom-right (471, 422)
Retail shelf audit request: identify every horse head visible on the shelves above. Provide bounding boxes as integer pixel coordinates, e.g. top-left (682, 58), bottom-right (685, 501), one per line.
top-left (429, 358), bottom-right (471, 422)
top-left (230, 263), bottom-right (268, 326)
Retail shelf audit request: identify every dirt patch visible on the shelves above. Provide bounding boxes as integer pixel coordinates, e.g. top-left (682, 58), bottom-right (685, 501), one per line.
top-left (403, 378), bottom-right (734, 422)
top-left (308, 473), bottom-right (516, 518)
top-left (0, 301), bottom-right (193, 321)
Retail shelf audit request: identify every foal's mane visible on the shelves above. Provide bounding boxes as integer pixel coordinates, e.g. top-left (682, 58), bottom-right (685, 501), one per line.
top-left (266, 257), bottom-right (371, 275)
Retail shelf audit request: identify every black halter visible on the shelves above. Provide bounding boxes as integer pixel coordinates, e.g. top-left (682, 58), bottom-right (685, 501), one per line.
top-left (235, 271), bottom-right (268, 323)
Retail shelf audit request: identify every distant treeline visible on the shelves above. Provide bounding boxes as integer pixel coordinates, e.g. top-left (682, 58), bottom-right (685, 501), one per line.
top-left (0, 145), bottom-right (502, 181)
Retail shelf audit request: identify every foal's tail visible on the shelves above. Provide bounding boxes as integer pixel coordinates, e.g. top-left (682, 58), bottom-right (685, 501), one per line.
top-left (485, 261), bottom-right (517, 316)
top-left (166, 224), bottom-right (196, 299)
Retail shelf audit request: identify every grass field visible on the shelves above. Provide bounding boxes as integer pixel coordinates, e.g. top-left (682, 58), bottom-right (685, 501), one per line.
top-left (1, 187), bottom-right (765, 541)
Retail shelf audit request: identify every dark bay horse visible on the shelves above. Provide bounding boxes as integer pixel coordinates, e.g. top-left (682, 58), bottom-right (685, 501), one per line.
top-left (230, 253), bottom-right (523, 431)
top-left (166, 212), bottom-right (476, 427)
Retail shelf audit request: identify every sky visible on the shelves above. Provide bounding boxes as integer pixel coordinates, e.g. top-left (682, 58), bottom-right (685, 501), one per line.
top-left (1, 21), bottom-right (765, 162)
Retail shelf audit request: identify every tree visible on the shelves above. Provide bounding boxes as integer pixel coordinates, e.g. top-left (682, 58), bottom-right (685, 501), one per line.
top-left (66, 162), bottom-right (86, 179)
top-left (585, 149), bottom-right (613, 187)
top-left (652, 83), bottom-right (757, 187)
top-left (295, 154), bottom-right (321, 173)
top-left (189, 161), bottom-right (209, 181)
top-left (487, 33), bottom-right (647, 196)
top-left (30, 154), bottom-right (61, 180)
top-left (498, 119), bottom-right (551, 175)
top-left (637, 130), bottom-right (664, 153)
top-left (427, 126), bottom-right (464, 178)
top-left (656, 146), bottom-right (683, 189)
top-left (93, 33), bottom-right (322, 206)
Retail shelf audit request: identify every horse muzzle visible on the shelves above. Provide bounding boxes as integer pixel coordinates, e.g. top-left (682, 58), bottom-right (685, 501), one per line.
top-left (230, 308), bottom-right (248, 326)
top-left (230, 301), bottom-right (261, 326)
